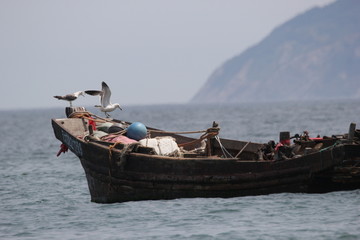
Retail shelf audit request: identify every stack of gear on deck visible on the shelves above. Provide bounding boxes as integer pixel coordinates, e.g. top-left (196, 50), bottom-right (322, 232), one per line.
top-left (139, 137), bottom-right (180, 156)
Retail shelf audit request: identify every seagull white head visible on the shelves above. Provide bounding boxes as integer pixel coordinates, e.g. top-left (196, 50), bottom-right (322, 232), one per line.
top-left (114, 103), bottom-right (122, 110)
top-left (74, 91), bottom-right (85, 98)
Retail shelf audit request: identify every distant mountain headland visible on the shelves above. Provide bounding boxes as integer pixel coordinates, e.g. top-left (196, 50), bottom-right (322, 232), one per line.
top-left (191, 0), bottom-right (360, 103)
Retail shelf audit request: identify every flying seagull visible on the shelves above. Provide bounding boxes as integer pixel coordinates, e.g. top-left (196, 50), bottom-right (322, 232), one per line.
top-left (85, 81), bottom-right (122, 117)
top-left (53, 91), bottom-right (85, 107)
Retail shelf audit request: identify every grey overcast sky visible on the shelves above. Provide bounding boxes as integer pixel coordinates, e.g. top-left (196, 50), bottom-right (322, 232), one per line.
top-left (0, 0), bottom-right (335, 110)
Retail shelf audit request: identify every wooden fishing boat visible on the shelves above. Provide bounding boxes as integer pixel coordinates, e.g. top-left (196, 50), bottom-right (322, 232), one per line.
top-left (51, 107), bottom-right (360, 203)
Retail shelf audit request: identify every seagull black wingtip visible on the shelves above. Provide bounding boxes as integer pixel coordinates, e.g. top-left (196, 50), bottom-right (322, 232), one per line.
top-left (85, 90), bottom-right (102, 96)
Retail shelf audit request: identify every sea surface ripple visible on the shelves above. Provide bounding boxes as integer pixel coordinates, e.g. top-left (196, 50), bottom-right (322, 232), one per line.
top-left (1, 100), bottom-right (360, 239)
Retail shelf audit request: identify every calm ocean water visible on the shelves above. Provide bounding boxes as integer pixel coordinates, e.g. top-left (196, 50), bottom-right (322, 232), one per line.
top-left (1, 100), bottom-right (360, 240)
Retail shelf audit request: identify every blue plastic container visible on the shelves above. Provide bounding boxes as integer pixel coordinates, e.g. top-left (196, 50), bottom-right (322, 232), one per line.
top-left (126, 122), bottom-right (147, 140)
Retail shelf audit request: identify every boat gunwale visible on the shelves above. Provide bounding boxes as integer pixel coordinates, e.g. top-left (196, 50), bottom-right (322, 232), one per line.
top-left (52, 117), bottom-right (264, 162)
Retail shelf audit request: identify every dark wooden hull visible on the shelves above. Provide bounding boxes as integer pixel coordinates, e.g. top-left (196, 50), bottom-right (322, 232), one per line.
top-left (307, 144), bottom-right (360, 193)
top-left (52, 117), bottom-right (358, 203)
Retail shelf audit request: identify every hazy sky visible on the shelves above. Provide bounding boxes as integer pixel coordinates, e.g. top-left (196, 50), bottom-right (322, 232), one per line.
top-left (0, 0), bottom-right (335, 110)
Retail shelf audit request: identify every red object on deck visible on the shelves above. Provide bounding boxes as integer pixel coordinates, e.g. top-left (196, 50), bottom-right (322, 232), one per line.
top-left (280, 139), bottom-right (291, 146)
top-left (275, 142), bottom-right (283, 152)
top-left (88, 118), bottom-right (97, 131)
top-left (310, 137), bottom-right (323, 141)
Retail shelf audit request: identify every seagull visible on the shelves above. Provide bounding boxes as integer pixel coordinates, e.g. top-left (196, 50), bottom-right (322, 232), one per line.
top-left (85, 81), bottom-right (122, 117)
top-left (53, 91), bottom-right (85, 107)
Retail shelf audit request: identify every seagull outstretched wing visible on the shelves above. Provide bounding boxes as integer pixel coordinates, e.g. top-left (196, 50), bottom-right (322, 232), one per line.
top-left (85, 81), bottom-right (122, 117)
top-left (101, 81), bottom-right (111, 108)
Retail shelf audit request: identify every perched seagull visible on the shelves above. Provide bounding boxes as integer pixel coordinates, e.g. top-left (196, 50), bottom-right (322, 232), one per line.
top-left (85, 81), bottom-right (122, 117)
top-left (53, 91), bottom-right (85, 107)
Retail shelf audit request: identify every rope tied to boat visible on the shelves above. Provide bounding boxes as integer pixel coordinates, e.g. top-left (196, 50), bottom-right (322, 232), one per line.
top-left (148, 129), bottom-right (207, 135)
top-left (214, 135), bottom-right (235, 159)
top-left (68, 112), bottom-right (92, 119)
top-left (177, 126), bottom-right (220, 148)
top-left (109, 142), bottom-right (138, 171)
top-left (319, 140), bottom-right (340, 152)
top-left (68, 111), bottom-right (119, 124)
